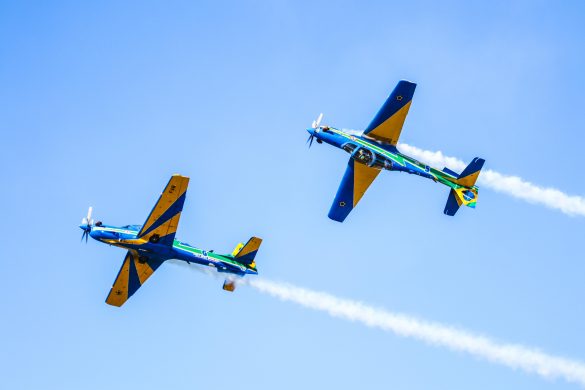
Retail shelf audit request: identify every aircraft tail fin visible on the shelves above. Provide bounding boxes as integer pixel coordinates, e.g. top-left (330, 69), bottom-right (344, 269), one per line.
top-left (454, 157), bottom-right (485, 187)
top-left (444, 187), bottom-right (479, 216)
top-left (442, 158), bottom-right (483, 216)
top-left (232, 236), bottom-right (262, 270)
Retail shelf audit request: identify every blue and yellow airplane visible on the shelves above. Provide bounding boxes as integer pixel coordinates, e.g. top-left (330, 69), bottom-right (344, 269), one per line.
top-left (307, 80), bottom-right (485, 222)
top-left (80, 175), bottom-right (262, 307)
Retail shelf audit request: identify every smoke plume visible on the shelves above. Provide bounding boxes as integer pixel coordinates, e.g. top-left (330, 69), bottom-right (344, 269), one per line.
top-left (398, 143), bottom-right (585, 217)
top-left (249, 278), bottom-right (585, 387)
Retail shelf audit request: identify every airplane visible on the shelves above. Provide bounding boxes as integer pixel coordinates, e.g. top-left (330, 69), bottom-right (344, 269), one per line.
top-left (306, 80), bottom-right (485, 222)
top-left (79, 174), bottom-right (262, 307)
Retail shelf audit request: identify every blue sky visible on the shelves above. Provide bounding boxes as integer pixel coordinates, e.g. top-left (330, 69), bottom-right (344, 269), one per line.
top-left (1, 1), bottom-right (585, 389)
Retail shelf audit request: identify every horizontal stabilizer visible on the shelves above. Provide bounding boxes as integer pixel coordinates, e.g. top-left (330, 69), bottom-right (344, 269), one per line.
top-left (231, 242), bottom-right (244, 257)
top-left (444, 189), bottom-right (461, 216)
top-left (442, 167), bottom-right (459, 177)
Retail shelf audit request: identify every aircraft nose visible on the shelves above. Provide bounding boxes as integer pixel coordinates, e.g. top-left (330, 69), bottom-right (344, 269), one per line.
top-left (306, 128), bottom-right (314, 135)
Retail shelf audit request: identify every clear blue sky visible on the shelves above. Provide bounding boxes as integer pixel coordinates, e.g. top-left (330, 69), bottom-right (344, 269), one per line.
top-left (1, 1), bottom-right (585, 389)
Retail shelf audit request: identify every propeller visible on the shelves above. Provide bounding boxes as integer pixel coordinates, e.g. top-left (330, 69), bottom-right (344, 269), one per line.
top-left (306, 133), bottom-right (315, 148)
top-left (311, 113), bottom-right (323, 129)
top-left (307, 113), bottom-right (324, 148)
top-left (80, 206), bottom-right (94, 243)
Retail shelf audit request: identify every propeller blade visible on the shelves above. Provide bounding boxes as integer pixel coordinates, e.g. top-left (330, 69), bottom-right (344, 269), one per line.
top-left (315, 113), bottom-right (323, 128)
top-left (309, 136), bottom-right (314, 148)
top-left (80, 207), bottom-right (93, 244)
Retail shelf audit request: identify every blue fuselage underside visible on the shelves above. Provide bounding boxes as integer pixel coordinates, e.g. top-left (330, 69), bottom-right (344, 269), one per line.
top-left (88, 227), bottom-right (254, 276)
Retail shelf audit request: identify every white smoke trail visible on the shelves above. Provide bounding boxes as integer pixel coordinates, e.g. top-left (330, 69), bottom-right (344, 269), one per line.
top-left (398, 143), bottom-right (585, 217)
top-left (248, 278), bottom-right (585, 387)
top-left (169, 261), bottom-right (585, 385)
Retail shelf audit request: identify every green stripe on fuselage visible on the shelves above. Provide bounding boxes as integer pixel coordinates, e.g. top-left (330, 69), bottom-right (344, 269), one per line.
top-left (172, 241), bottom-right (248, 270)
top-left (93, 226), bottom-right (250, 271)
top-left (330, 128), bottom-right (475, 191)
top-left (330, 128), bottom-right (408, 167)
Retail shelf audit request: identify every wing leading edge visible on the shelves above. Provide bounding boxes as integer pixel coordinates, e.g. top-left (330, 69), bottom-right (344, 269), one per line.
top-left (363, 80), bottom-right (416, 146)
top-left (328, 159), bottom-right (380, 222)
top-left (137, 174), bottom-right (190, 246)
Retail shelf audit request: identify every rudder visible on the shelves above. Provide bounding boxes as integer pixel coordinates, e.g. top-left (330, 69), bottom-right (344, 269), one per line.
top-left (455, 158), bottom-right (485, 187)
top-left (233, 237), bottom-right (262, 267)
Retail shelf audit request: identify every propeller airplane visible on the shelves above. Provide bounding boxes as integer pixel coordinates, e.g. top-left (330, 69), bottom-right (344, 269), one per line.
top-left (307, 80), bottom-right (485, 222)
top-left (80, 174), bottom-right (262, 307)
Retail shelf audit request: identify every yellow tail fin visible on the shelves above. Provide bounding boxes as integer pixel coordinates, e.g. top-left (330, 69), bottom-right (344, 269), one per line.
top-left (233, 237), bottom-right (262, 266)
top-left (454, 157), bottom-right (485, 187)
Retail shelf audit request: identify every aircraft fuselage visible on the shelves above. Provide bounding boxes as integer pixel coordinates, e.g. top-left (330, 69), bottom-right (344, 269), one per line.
top-left (88, 225), bottom-right (256, 276)
top-left (308, 126), bottom-right (473, 192)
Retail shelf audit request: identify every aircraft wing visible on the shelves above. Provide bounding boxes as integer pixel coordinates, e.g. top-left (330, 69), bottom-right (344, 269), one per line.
top-left (362, 80), bottom-right (416, 146)
top-left (137, 174), bottom-right (190, 246)
top-left (328, 159), bottom-right (380, 222)
top-left (106, 250), bottom-right (164, 307)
